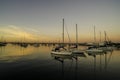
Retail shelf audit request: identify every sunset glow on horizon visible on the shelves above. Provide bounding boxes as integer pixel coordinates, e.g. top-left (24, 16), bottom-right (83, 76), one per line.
top-left (0, 0), bottom-right (120, 43)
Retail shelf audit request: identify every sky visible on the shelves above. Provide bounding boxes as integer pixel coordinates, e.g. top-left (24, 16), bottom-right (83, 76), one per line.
top-left (0, 0), bottom-right (120, 43)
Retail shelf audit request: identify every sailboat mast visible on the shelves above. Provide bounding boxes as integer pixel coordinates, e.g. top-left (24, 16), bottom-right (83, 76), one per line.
top-left (62, 18), bottom-right (64, 44)
top-left (94, 26), bottom-right (96, 43)
top-left (24, 34), bottom-right (25, 43)
top-left (76, 24), bottom-right (78, 47)
top-left (104, 31), bottom-right (106, 42)
top-left (100, 31), bottom-right (101, 42)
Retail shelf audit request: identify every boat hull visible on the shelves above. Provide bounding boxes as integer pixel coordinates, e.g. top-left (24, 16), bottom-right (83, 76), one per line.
top-left (51, 51), bottom-right (72, 56)
top-left (72, 50), bottom-right (84, 54)
top-left (86, 49), bottom-right (104, 53)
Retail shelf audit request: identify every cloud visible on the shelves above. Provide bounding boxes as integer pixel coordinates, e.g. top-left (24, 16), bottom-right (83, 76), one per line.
top-left (0, 25), bottom-right (56, 42)
top-left (0, 25), bottom-right (36, 41)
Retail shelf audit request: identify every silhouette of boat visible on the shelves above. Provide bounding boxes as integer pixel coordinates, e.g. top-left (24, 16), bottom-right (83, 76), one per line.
top-left (0, 42), bottom-right (7, 46)
top-left (71, 24), bottom-right (84, 54)
top-left (51, 19), bottom-right (71, 55)
top-left (20, 43), bottom-right (28, 48)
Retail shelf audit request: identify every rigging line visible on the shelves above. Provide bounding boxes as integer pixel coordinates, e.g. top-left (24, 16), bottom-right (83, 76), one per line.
top-left (107, 52), bottom-right (113, 66)
top-left (107, 35), bottom-right (110, 42)
top-left (64, 22), bottom-right (71, 43)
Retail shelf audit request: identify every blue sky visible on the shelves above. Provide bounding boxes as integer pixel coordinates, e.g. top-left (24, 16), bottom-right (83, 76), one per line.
top-left (0, 0), bottom-right (120, 42)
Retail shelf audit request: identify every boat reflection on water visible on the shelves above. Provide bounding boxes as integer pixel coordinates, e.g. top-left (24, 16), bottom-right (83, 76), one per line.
top-left (104, 51), bottom-right (113, 70)
top-left (0, 44), bottom-right (120, 80)
top-left (86, 50), bottom-right (113, 80)
top-left (87, 51), bottom-right (113, 70)
top-left (51, 52), bottom-right (87, 80)
top-left (72, 52), bottom-right (87, 80)
top-left (86, 50), bottom-right (113, 71)
top-left (51, 53), bottom-right (73, 80)
top-left (51, 51), bottom-right (115, 80)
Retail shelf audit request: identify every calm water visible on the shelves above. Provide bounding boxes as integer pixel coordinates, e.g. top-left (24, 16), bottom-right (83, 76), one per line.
top-left (0, 44), bottom-right (120, 80)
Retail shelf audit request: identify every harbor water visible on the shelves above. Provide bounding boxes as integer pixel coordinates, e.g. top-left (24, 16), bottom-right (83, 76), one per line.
top-left (0, 44), bottom-right (120, 80)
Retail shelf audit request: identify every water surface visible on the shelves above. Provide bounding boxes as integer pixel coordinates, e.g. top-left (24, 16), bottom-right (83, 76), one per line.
top-left (0, 44), bottom-right (120, 80)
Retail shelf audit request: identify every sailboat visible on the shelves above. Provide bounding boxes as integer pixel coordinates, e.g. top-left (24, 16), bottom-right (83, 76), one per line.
top-left (0, 36), bottom-right (7, 47)
top-left (98, 31), bottom-right (113, 51)
top-left (86, 26), bottom-right (104, 53)
top-left (0, 42), bottom-right (7, 46)
top-left (51, 19), bottom-right (72, 55)
top-left (20, 34), bottom-right (28, 48)
top-left (72, 24), bottom-right (84, 54)
top-left (51, 52), bottom-right (73, 59)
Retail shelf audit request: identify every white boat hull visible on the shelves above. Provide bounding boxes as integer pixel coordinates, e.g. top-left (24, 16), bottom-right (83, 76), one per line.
top-left (51, 51), bottom-right (72, 56)
top-left (98, 47), bottom-right (113, 51)
top-left (86, 49), bottom-right (104, 53)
